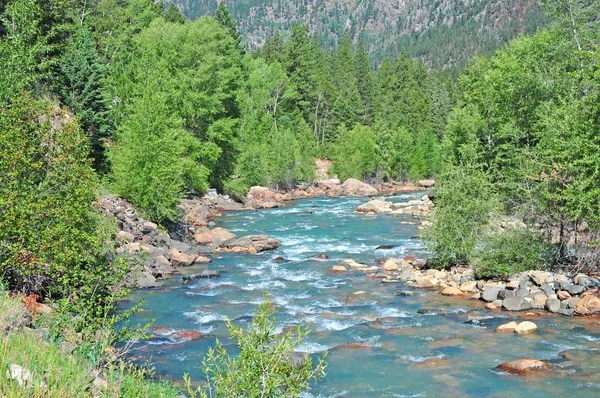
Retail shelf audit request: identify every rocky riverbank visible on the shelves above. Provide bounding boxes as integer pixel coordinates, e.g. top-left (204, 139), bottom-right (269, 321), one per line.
top-left (334, 254), bottom-right (600, 317)
top-left (98, 178), bottom-right (426, 288)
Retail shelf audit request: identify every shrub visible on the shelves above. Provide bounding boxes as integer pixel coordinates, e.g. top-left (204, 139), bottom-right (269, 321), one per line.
top-left (473, 228), bottom-right (555, 279)
top-left (186, 296), bottom-right (327, 398)
top-left (0, 94), bottom-right (129, 328)
top-left (425, 154), bottom-right (497, 266)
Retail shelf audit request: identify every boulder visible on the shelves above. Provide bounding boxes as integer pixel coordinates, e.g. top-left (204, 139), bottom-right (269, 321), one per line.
top-left (459, 281), bottom-right (478, 293)
top-left (482, 287), bottom-right (502, 302)
top-left (496, 321), bottom-right (518, 333)
top-left (194, 227), bottom-right (235, 245)
top-left (194, 256), bottom-right (212, 264)
top-left (182, 270), bottom-right (220, 282)
top-left (247, 186), bottom-right (277, 200)
top-left (515, 321), bottom-right (537, 335)
top-left (575, 295), bottom-right (600, 315)
top-left (545, 299), bottom-right (561, 313)
top-left (529, 271), bottom-right (553, 286)
top-left (168, 248), bottom-right (196, 267)
top-left (309, 253), bottom-right (329, 260)
top-left (316, 179), bottom-right (340, 190)
top-left (342, 259), bottom-right (368, 269)
top-left (217, 235), bottom-right (280, 253)
top-left (341, 178), bottom-right (378, 196)
top-left (417, 179), bottom-right (435, 188)
top-left (382, 258), bottom-right (400, 272)
top-left (356, 199), bottom-right (392, 213)
top-left (496, 359), bottom-right (554, 375)
top-left (440, 287), bottom-right (464, 297)
top-left (557, 290), bottom-right (572, 301)
top-left (502, 297), bottom-right (532, 311)
top-left (530, 292), bottom-right (548, 309)
top-left (566, 284), bottom-right (585, 296)
top-left (329, 265), bottom-right (347, 273)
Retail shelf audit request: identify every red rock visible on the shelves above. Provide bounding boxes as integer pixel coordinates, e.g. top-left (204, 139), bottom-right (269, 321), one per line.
top-left (170, 330), bottom-right (203, 341)
top-left (557, 290), bottom-right (572, 301)
top-left (168, 249), bottom-right (196, 266)
top-left (575, 294), bottom-right (600, 315)
top-left (194, 227), bottom-right (235, 245)
top-left (496, 359), bottom-right (554, 375)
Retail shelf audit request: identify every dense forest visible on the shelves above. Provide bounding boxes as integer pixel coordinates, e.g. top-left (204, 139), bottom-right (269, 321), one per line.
top-left (0, 0), bottom-right (599, 394)
top-left (172, 0), bottom-right (546, 69)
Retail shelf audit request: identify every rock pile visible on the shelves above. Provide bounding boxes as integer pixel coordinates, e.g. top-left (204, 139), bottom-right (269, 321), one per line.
top-left (359, 254), bottom-right (600, 317)
top-left (356, 195), bottom-right (433, 218)
top-left (98, 195), bottom-right (280, 288)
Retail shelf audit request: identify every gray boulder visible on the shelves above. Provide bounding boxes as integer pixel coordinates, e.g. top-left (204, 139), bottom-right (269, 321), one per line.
top-left (482, 287), bottom-right (502, 302)
top-left (502, 297), bottom-right (533, 311)
top-left (545, 299), bottom-right (561, 313)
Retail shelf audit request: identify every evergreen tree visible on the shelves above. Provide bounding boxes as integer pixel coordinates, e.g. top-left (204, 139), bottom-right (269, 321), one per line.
top-left (58, 23), bottom-right (111, 170)
top-left (216, 1), bottom-right (242, 50)
top-left (331, 31), bottom-right (362, 129)
top-left (355, 39), bottom-right (372, 125)
top-left (163, 2), bottom-right (187, 24)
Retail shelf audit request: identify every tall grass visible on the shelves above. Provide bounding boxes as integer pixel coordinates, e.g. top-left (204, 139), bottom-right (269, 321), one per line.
top-left (0, 288), bottom-right (180, 397)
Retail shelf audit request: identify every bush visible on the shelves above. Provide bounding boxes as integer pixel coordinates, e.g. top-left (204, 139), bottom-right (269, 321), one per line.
top-left (425, 154), bottom-right (497, 266)
top-left (0, 94), bottom-right (129, 328)
top-left (186, 296), bottom-right (327, 397)
top-left (473, 228), bottom-right (555, 279)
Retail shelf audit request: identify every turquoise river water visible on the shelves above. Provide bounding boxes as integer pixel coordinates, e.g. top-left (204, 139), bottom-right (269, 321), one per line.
top-left (122, 194), bottom-right (600, 397)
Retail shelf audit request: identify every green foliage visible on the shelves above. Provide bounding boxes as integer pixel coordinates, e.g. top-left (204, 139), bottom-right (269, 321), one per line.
top-left (58, 23), bottom-right (111, 170)
top-left (0, 94), bottom-right (129, 323)
top-left (0, 290), bottom-right (179, 397)
top-left (331, 124), bottom-right (376, 181)
top-left (186, 296), bottom-right (327, 398)
top-left (0, 0), bottom-right (52, 105)
top-left (425, 144), bottom-right (497, 266)
top-left (110, 16), bottom-right (241, 220)
top-left (473, 229), bottom-right (554, 279)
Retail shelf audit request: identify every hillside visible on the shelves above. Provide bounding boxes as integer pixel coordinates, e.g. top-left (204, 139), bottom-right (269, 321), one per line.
top-left (172, 0), bottom-right (545, 68)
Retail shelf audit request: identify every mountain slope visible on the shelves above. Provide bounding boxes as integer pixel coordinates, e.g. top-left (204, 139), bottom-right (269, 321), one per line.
top-left (172, 0), bottom-right (545, 68)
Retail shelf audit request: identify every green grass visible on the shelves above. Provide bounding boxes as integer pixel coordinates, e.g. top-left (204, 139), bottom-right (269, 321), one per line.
top-left (0, 290), bottom-right (180, 397)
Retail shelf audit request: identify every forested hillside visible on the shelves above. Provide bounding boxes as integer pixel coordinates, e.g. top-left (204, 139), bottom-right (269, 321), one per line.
top-left (172, 0), bottom-right (545, 68)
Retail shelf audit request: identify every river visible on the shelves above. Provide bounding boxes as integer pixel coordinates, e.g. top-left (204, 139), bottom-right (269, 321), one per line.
top-left (122, 193), bottom-right (600, 397)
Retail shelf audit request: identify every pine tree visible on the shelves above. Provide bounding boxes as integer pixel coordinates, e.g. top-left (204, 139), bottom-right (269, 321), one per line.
top-left (216, 1), bottom-right (242, 50)
top-left (59, 23), bottom-right (111, 170)
top-left (163, 2), bottom-right (187, 24)
top-left (355, 39), bottom-right (373, 125)
top-left (331, 30), bottom-right (362, 129)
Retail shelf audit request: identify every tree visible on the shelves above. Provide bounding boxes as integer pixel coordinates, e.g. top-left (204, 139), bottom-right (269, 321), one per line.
top-left (216, 1), bottom-right (241, 50)
top-left (331, 124), bottom-right (377, 181)
top-left (0, 94), bottom-right (128, 319)
top-left (355, 39), bottom-right (372, 124)
top-left (0, 0), bottom-right (52, 105)
top-left (58, 23), bottom-right (111, 170)
top-left (163, 1), bottom-right (186, 24)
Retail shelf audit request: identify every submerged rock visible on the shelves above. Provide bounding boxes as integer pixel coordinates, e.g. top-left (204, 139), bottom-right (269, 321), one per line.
top-left (514, 321), bottom-right (537, 335)
top-left (496, 359), bottom-right (554, 375)
top-left (496, 321), bottom-right (518, 333)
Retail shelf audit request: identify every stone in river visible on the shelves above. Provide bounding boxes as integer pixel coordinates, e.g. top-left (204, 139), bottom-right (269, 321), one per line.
top-left (545, 299), bottom-right (561, 313)
top-left (496, 359), bottom-right (554, 375)
top-left (376, 245), bottom-right (397, 250)
top-left (309, 253), bottom-right (329, 260)
top-left (496, 321), bottom-right (518, 333)
top-left (328, 265), bottom-right (347, 273)
top-left (440, 287), bottom-right (464, 296)
top-left (169, 330), bottom-right (203, 342)
top-left (515, 321), bottom-right (537, 334)
top-left (345, 291), bottom-right (372, 304)
top-left (182, 270), bottom-right (220, 282)
top-left (502, 297), bottom-right (532, 311)
top-left (482, 287), bottom-right (502, 302)
top-left (382, 258), bottom-right (400, 272)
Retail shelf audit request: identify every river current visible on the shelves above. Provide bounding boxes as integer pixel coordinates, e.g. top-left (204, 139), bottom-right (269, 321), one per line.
top-left (122, 194), bottom-right (600, 397)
